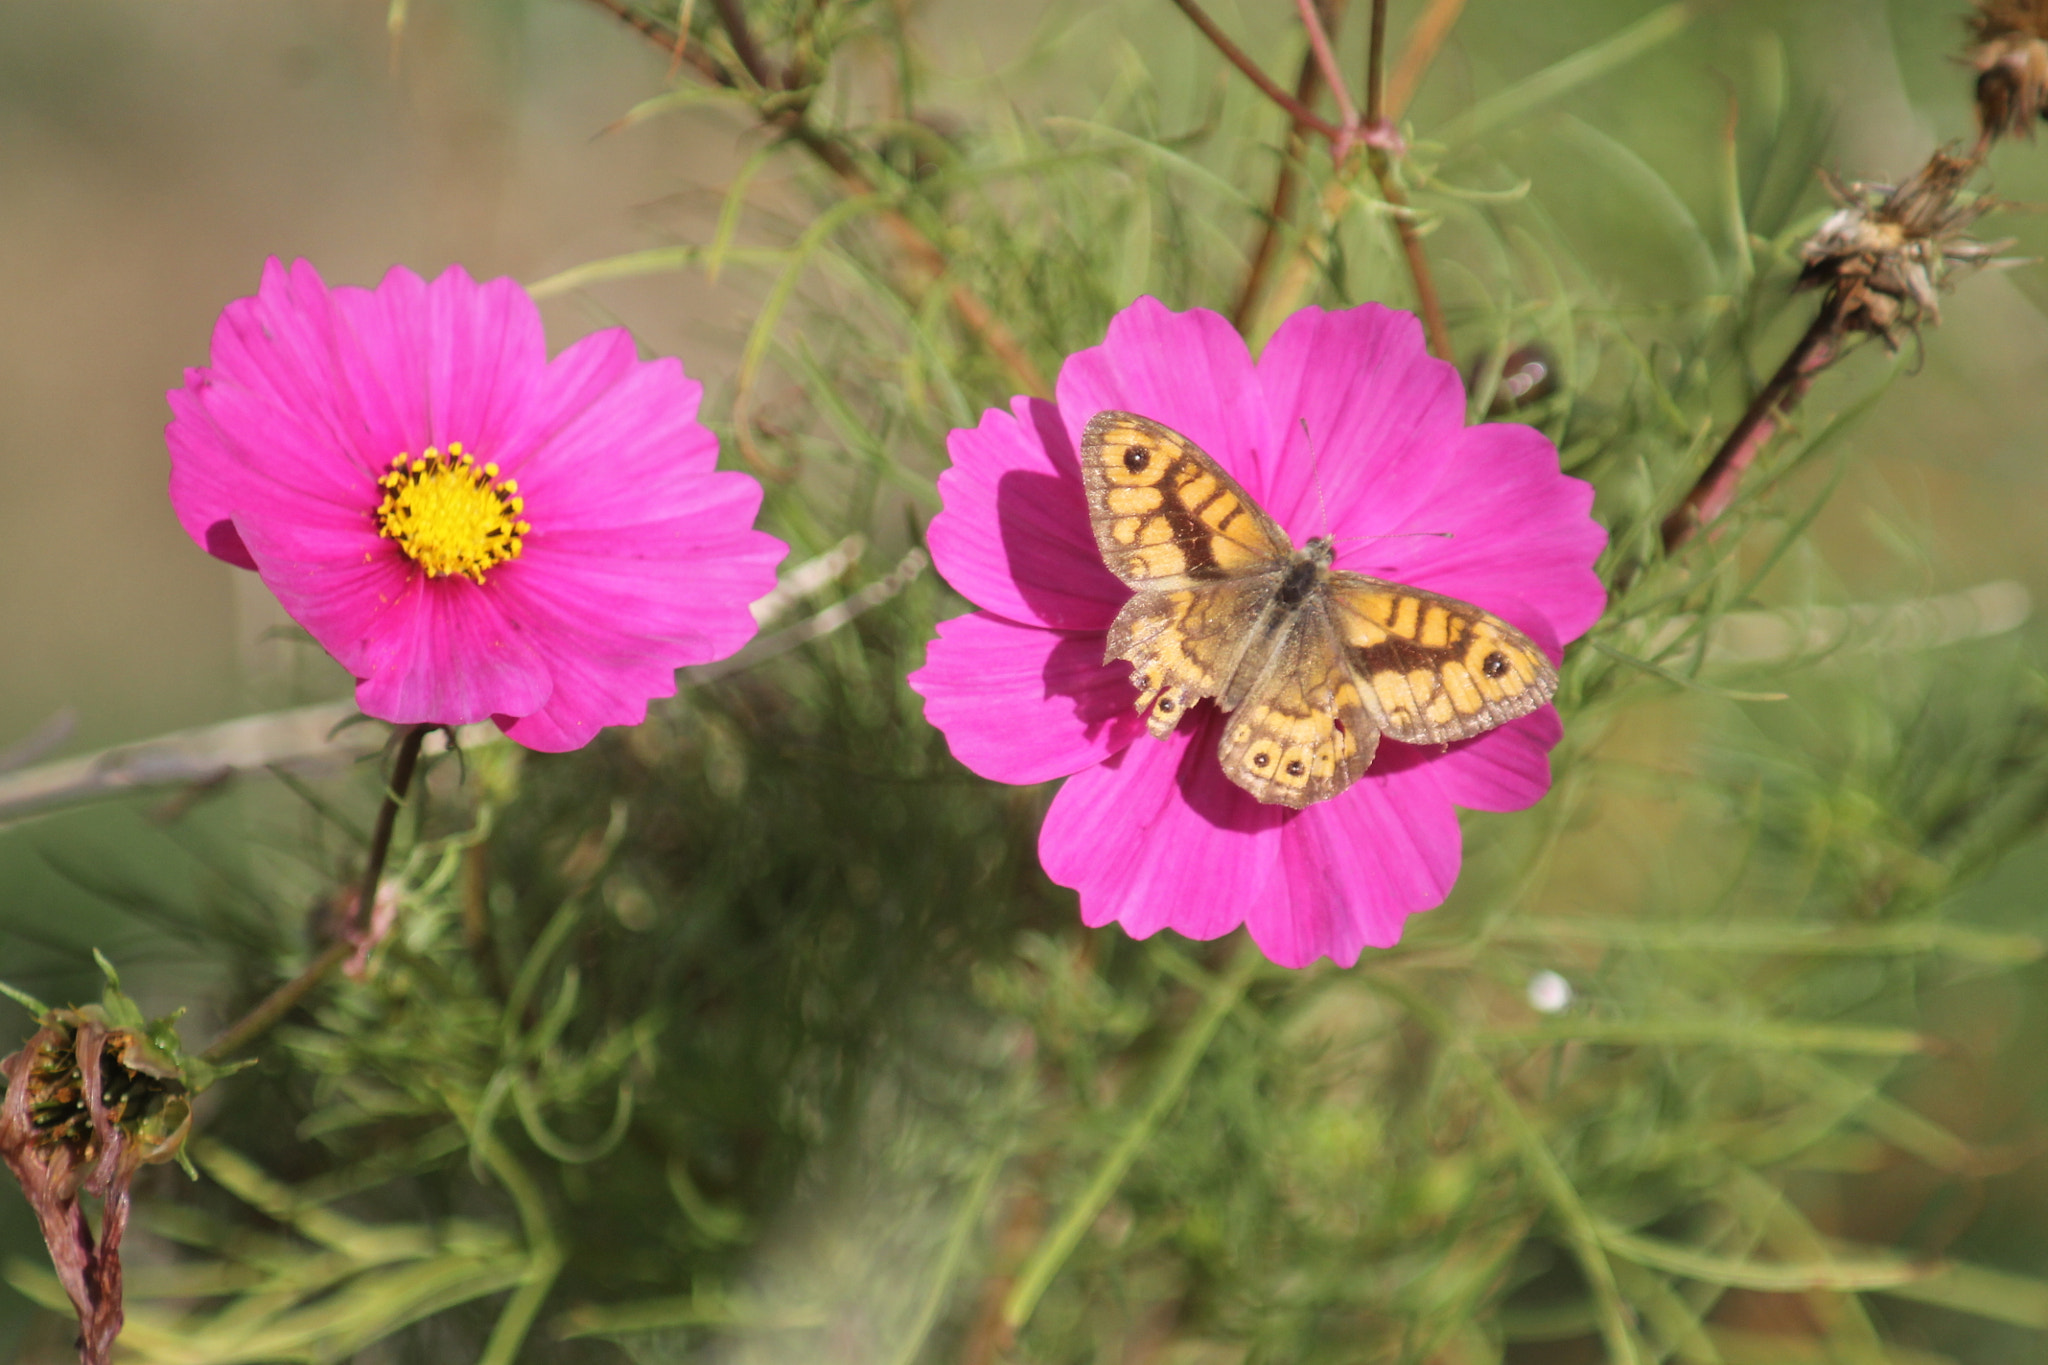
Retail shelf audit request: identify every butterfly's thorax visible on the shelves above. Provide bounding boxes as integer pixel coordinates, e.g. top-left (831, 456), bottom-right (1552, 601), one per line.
top-left (1272, 539), bottom-right (1333, 610)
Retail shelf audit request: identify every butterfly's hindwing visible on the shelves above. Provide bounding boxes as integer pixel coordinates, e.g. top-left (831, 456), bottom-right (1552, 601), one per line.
top-left (1216, 601), bottom-right (1380, 806)
top-left (1108, 580), bottom-right (1276, 738)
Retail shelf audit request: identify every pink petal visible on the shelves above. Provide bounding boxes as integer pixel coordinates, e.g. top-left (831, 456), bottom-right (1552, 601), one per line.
top-left (497, 513), bottom-right (784, 671)
top-left (167, 257), bottom-right (780, 753)
top-left (166, 379), bottom-right (259, 569)
top-left (509, 357), bottom-right (724, 531)
top-left (168, 262), bottom-right (652, 559)
top-left (1429, 709), bottom-right (1562, 812)
top-left (1354, 422), bottom-right (1607, 644)
top-left (168, 262), bottom-right (461, 562)
top-left (407, 267), bottom-right (549, 459)
top-left (1262, 762), bottom-right (1464, 966)
top-left (214, 260), bottom-right (424, 480)
top-left (909, 612), bottom-right (1148, 784)
top-left (226, 490), bottom-right (417, 677)
top-left (912, 296), bottom-right (1609, 969)
top-left (1054, 299), bottom-right (1278, 517)
top-left (486, 498), bottom-right (783, 749)
top-left (189, 373), bottom-right (384, 509)
top-left (498, 328), bottom-right (654, 475)
top-left (168, 270), bottom-right (391, 554)
top-left (355, 578), bottom-right (554, 725)
top-left (492, 638), bottom-right (677, 752)
top-left (1253, 304), bottom-right (1469, 538)
top-left (489, 536), bottom-right (785, 753)
top-left (928, 397), bottom-right (1125, 629)
top-left (236, 511), bottom-right (553, 725)
top-left (1040, 710), bottom-right (1288, 944)
top-left (356, 581), bottom-right (557, 724)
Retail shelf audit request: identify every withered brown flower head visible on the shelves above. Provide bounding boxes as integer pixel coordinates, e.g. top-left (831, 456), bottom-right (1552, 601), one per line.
top-left (1969, 0), bottom-right (2048, 141)
top-left (1797, 151), bottom-right (2014, 348)
top-left (1, 967), bottom-right (205, 1365)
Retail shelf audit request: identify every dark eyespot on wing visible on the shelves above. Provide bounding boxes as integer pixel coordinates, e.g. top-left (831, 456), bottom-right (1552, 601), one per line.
top-left (1323, 574), bottom-right (1558, 746)
top-left (1078, 410), bottom-right (1294, 587)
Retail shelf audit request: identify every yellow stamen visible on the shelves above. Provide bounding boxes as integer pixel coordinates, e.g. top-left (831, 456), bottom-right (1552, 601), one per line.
top-left (373, 442), bottom-right (531, 584)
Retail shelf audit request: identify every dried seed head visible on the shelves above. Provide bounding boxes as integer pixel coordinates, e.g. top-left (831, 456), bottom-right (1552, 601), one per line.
top-left (1796, 151), bottom-right (2015, 348)
top-left (1, 962), bottom-right (210, 1365)
top-left (1969, 1), bottom-right (2048, 140)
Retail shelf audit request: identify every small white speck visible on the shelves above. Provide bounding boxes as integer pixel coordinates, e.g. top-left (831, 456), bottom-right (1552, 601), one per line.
top-left (1527, 970), bottom-right (1573, 1014)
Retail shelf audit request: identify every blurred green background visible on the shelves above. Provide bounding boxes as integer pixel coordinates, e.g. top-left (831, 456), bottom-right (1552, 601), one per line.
top-left (8, 0), bottom-right (2048, 1361)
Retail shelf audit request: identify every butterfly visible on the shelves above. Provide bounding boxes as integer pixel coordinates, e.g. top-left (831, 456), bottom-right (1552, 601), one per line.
top-left (1078, 410), bottom-right (1558, 809)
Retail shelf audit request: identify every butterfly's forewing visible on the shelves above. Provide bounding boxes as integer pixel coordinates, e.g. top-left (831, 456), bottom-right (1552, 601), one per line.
top-left (1079, 411), bottom-right (1292, 589)
top-left (1214, 608), bottom-right (1381, 808)
top-left (1326, 574), bottom-right (1557, 745)
top-left (1081, 411), bottom-right (1294, 737)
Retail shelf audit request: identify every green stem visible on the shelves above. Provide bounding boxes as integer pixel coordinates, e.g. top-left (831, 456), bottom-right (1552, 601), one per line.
top-left (474, 1123), bottom-right (565, 1365)
top-left (203, 723), bottom-right (432, 1062)
top-left (1000, 947), bottom-right (1261, 1332)
top-left (1363, 974), bottom-right (1644, 1365)
top-left (890, 1140), bottom-right (1011, 1365)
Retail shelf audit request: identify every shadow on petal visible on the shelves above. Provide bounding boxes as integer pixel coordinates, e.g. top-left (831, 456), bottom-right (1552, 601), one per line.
top-left (996, 465), bottom-right (1125, 631)
top-left (1169, 706), bottom-right (1296, 837)
top-left (1041, 630), bottom-right (1150, 752)
top-left (204, 519), bottom-right (258, 571)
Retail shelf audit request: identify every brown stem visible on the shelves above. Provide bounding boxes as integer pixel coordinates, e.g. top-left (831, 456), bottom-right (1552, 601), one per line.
top-left (1661, 306), bottom-right (1844, 553)
top-left (1367, 160), bottom-right (1453, 360)
top-left (203, 724), bottom-right (432, 1062)
top-left (1205, 0), bottom-right (1447, 354)
top-left (783, 126), bottom-right (1052, 394)
top-left (1359, 0), bottom-right (1451, 360)
top-left (1295, 0), bottom-right (1358, 137)
top-left (584, 0), bottom-right (728, 84)
top-left (1168, 0), bottom-right (1342, 140)
top-left (1245, 0), bottom-right (1464, 341)
top-left (354, 725), bottom-right (431, 928)
top-left (1232, 6), bottom-right (1341, 329)
top-left (708, 0), bottom-right (775, 88)
top-left (1384, 0), bottom-right (1465, 119)
top-left (1360, 0), bottom-right (1447, 363)
top-left (581, 0), bottom-right (1051, 396)
top-left (1365, 0), bottom-right (1388, 124)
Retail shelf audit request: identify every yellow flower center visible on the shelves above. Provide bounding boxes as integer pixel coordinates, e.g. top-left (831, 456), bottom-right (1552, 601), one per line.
top-left (373, 443), bottom-right (530, 585)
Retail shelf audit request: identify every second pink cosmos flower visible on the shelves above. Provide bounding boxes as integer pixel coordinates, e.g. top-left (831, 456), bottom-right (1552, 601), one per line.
top-left (167, 259), bottom-right (785, 751)
top-left (909, 298), bottom-right (1606, 968)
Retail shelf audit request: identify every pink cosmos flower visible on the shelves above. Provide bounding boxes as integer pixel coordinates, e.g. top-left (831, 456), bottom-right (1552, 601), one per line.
top-left (907, 299), bottom-right (1605, 968)
top-left (167, 259), bottom-right (785, 751)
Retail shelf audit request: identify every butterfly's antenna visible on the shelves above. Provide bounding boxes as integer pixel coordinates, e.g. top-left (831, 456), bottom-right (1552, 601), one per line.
top-left (1297, 418), bottom-right (1453, 550)
top-left (1333, 530), bottom-right (1456, 545)
top-left (1300, 418), bottom-right (1332, 541)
